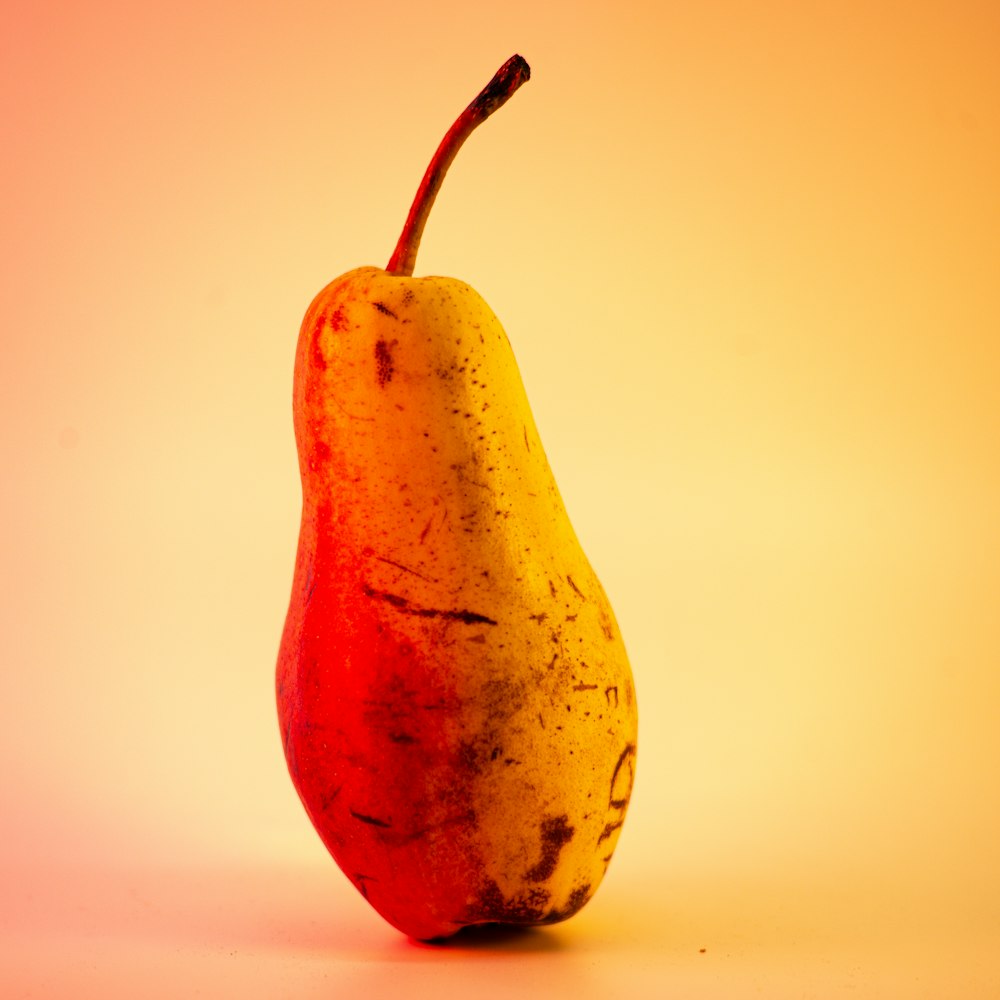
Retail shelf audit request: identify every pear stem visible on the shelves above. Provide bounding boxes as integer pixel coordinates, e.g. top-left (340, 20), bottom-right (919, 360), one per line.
top-left (386, 55), bottom-right (531, 277)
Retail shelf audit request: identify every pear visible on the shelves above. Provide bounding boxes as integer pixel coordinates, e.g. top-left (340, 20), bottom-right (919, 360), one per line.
top-left (277, 55), bottom-right (637, 942)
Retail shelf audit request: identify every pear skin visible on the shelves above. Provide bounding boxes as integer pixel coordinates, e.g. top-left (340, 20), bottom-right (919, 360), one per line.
top-left (276, 58), bottom-right (637, 942)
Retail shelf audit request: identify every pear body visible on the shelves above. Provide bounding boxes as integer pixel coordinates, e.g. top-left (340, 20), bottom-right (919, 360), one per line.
top-left (277, 266), bottom-right (637, 940)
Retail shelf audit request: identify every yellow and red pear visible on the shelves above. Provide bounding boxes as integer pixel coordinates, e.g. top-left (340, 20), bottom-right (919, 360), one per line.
top-left (277, 55), bottom-right (637, 942)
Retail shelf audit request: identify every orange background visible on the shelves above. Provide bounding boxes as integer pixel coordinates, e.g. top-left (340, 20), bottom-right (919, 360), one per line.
top-left (2, 1), bottom-right (998, 996)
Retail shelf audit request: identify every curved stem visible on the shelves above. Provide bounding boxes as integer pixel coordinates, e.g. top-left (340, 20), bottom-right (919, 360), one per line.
top-left (386, 54), bottom-right (531, 277)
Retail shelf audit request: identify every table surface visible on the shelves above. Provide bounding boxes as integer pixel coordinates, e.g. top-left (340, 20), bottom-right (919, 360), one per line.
top-left (4, 853), bottom-right (997, 1000)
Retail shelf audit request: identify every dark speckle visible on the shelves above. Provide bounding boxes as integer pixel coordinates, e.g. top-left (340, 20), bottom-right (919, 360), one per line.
top-left (524, 815), bottom-right (575, 882)
top-left (457, 741), bottom-right (481, 775)
top-left (465, 878), bottom-right (551, 925)
top-left (554, 883), bottom-right (592, 920)
top-left (375, 339), bottom-right (394, 386)
top-left (311, 314), bottom-right (327, 370)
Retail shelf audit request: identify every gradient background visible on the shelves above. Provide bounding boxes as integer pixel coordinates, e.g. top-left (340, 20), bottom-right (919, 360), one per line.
top-left (2, 1), bottom-right (999, 996)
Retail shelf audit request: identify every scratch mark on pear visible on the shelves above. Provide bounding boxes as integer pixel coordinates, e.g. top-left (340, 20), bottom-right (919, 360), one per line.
top-left (599, 608), bottom-right (615, 641)
top-left (597, 819), bottom-right (624, 844)
top-left (418, 515), bottom-right (434, 544)
top-left (321, 783), bottom-right (343, 810)
top-left (353, 873), bottom-right (377, 899)
top-left (373, 554), bottom-right (437, 583)
top-left (609, 743), bottom-right (637, 809)
top-left (328, 391), bottom-right (376, 422)
top-left (362, 585), bottom-right (497, 625)
top-left (350, 809), bottom-right (393, 828)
